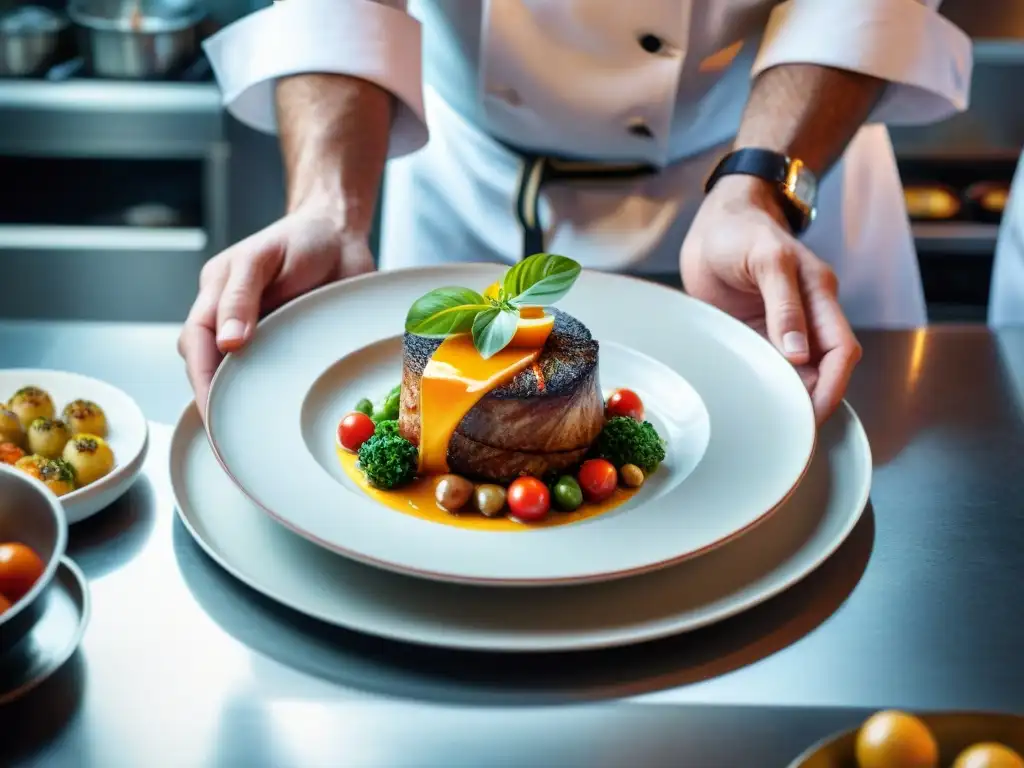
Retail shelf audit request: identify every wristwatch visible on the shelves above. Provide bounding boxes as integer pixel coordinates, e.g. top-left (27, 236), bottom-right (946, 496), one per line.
top-left (704, 148), bottom-right (818, 235)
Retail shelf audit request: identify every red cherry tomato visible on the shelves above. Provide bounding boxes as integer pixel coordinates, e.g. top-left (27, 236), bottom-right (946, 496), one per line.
top-left (578, 459), bottom-right (618, 503)
top-left (507, 476), bottom-right (551, 522)
top-left (0, 542), bottom-right (45, 603)
top-left (606, 388), bottom-right (644, 420)
top-left (338, 411), bottom-right (376, 452)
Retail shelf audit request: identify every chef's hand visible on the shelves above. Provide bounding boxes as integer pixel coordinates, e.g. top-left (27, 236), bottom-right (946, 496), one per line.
top-left (178, 205), bottom-right (375, 416)
top-left (680, 175), bottom-right (862, 425)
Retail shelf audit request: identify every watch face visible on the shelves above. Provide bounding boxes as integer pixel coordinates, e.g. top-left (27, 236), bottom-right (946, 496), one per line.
top-left (792, 169), bottom-right (816, 206)
top-left (785, 159), bottom-right (817, 213)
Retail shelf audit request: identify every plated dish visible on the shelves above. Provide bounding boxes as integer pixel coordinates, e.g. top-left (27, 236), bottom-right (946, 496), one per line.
top-left (792, 710), bottom-right (1024, 768)
top-left (206, 261), bottom-right (815, 585)
top-left (0, 370), bottom-right (149, 524)
top-left (175, 399), bottom-right (869, 651)
top-left (335, 255), bottom-right (668, 528)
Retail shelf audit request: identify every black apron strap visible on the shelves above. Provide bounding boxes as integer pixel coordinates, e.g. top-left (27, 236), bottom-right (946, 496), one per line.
top-left (514, 155), bottom-right (549, 261)
top-left (511, 152), bottom-right (659, 261)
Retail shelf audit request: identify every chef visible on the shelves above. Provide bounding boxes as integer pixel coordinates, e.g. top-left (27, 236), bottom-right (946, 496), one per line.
top-left (988, 155), bottom-right (1024, 327)
top-left (179, 0), bottom-right (971, 423)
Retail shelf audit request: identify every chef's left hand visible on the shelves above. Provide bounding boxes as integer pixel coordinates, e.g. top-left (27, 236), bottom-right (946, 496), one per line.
top-left (680, 175), bottom-right (862, 425)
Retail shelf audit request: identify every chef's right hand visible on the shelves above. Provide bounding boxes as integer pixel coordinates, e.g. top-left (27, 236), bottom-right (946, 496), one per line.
top-left (178, 205), bottom-right (375, 416)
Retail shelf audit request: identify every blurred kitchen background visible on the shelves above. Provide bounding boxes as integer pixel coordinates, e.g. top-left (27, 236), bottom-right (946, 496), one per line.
top-left (0, 0), bottom-right (1021, 323)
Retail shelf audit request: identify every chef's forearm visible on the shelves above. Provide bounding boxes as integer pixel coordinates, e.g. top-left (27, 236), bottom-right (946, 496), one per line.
top-left (276, 74), bottom-right (392, 235)
top-left (734, 63), bottom-right (886, 177)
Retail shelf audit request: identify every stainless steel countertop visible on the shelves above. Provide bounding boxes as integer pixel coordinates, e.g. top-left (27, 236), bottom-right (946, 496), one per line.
top-left (2, 321), bottom-right (1024, 767)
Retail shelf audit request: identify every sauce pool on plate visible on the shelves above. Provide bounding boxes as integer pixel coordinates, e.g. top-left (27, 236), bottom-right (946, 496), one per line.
top-left (336, 447), bottom-right (636, 531)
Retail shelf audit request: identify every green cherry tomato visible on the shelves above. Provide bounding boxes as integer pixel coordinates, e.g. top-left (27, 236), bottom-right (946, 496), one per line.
top-left (552, 475), bottom-right (583, 511)
top-left (354, 398), bottom-right (374, 417)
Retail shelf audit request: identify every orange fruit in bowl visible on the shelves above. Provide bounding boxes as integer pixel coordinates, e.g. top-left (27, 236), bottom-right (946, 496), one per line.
top-left (855, 710), bottom-right (938, 768)
top-left (952, 743), bottom-right (1024, 768)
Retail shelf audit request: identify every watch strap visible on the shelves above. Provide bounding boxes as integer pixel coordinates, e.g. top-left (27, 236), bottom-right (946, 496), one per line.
top-left (704, 148), bottom-right (811, 235)
top-left (704, 148), bottom-right (790, 192)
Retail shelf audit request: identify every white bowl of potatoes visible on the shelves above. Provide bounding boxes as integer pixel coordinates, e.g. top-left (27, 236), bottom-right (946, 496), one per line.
top-left (0, 370), bottom-right (149, 524)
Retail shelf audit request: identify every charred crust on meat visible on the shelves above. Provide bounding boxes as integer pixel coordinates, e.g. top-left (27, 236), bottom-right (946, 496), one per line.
top-left (402, 308), bottom-right (598, 398)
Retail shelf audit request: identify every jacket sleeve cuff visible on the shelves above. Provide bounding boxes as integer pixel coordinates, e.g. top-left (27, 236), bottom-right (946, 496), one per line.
top-left (202, 0), bottom-right (427, 158)
top-left (751, 0), bottom-right (972, 126)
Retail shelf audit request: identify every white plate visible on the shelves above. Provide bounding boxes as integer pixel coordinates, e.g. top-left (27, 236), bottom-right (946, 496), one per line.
top-left (0, 369), bottom-right (149, 524)
top-left (173, 400), bottom-right (870, 652)
top-left (206, 266), bottom-right (815, 586)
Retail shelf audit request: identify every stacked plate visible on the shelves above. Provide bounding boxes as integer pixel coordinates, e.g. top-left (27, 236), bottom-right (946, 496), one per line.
top-left (171, 265), bottom-right (872, 652)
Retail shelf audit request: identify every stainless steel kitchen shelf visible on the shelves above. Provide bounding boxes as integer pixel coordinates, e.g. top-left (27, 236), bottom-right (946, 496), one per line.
top-left (913, 222), bottom-right (1000, 255)
top-left (0, 80), bottom-right (223, 158)
top-left (974, 40), bottom-right (1024, 65)
top-left (0, 224), bottom-right (209, 322)
top-left (0, 225), bottom-right (207, 251)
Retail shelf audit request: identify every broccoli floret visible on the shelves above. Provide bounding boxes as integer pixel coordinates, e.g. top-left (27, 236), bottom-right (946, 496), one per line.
top-left (374, 419), bottom-right (401, 437)
top-left (591, 416), bottom-right (665, 473)
top-left (357, 430), bottom-right (418, 489)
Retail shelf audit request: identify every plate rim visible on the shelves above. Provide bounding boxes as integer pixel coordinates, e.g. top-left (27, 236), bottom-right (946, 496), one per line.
top-left (0, 368), bottom-right (150, 524)
top-left (172, 399), bottom-right (868, 652)
top-left (204, 265), bottom-right (817, 587)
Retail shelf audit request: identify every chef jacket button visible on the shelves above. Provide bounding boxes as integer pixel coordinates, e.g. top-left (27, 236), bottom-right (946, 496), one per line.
top-left (627, 118), bottom-right (654, 139)
top-left (638, 33), bottom-right (663, 54)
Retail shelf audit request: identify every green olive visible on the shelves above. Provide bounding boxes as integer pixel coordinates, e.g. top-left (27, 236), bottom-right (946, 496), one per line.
top-left (435, 474), bottom-right (473, 512)
top-left (552, 475), bottom-right (583, 511)
top-left (473, 484), bottom-right (507, 517)
top-left (354, 398), bottom-right (374, 417)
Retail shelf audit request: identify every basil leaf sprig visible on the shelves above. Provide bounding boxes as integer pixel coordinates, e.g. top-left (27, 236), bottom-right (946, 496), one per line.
top-left (404, 253), bottom-right (582, 359)
top-left (502, 253), bottom-right (581, 306)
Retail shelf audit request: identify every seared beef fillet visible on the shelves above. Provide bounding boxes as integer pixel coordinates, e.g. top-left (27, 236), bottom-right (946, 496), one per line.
top-left (399, 308), bottom-right (604, 484)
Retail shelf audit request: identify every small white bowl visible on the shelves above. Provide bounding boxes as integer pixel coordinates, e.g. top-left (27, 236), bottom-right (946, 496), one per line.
top-left (0, 369), bottom-right (149, 524)
top-left (0, 463), bottom-right (67, 653)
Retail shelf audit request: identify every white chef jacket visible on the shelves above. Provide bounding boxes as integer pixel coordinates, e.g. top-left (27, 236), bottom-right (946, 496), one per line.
top-left (988, 154), bottom-right (1024, 327)
top-left (203, 0), bottom-right (972, 328)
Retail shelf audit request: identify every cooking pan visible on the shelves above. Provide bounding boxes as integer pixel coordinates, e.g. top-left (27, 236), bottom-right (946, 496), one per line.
top-left (67, 0), bottom-right (205, 79)
top-left (0, 6), bottom-right (69, 77)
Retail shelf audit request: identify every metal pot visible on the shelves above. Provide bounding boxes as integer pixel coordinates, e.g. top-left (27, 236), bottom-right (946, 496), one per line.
top-left (67, 0), bottom-right (205, 79)
top-left (0, 6), bottom-right (68, 77)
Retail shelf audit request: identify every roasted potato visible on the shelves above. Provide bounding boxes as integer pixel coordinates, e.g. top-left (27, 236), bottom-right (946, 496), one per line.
top-left (62, 434), bottom-right (115, 487)
top-left (8, 387), bottom-right (54, 430)
top-left (0, 408), bottom-right (24, 447)
top-left (62, 399), bottom-right (108, 438)
top-left (14, 454), bottom-right (46, 480)
top-left (37, 458), bottom-right (76, 497)
top-left (26, 418), bottom-right (71, 459)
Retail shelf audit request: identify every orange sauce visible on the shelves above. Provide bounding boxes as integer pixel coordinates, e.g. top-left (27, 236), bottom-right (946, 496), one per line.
top-left (417, 334), bottom-right (541, 474)
top-left (337, 447), bottom-right (636, 531)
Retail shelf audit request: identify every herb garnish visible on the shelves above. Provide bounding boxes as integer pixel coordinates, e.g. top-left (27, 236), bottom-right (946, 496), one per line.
top-left (404, 253), bottom-right (582, 358)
